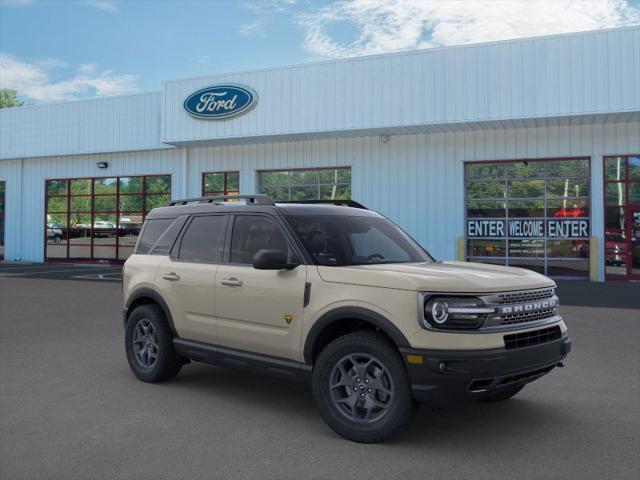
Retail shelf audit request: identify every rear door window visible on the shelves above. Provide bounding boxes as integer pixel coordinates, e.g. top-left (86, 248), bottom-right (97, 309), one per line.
top-left (178, 215), bottom-right (227, 263)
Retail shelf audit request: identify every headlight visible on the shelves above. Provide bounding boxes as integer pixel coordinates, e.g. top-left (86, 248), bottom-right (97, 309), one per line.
top-left (422, 296), bottom-right (495, 330)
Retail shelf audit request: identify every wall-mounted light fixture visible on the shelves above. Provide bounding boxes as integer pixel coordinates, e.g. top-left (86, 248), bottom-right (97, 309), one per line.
top-left (379, 134), bottom-right (390, 144)
top-left (96, 161), bottom-right (109, 169)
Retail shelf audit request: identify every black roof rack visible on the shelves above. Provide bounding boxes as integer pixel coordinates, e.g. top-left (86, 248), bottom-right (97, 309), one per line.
top-left (277, 199), bottom-right (368, 209)
top-left (167, 194), bottom-right (275, 206)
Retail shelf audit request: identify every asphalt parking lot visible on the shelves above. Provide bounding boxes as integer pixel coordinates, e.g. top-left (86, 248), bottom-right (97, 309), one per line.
top-left (0, 264), bottom-right (639, 480)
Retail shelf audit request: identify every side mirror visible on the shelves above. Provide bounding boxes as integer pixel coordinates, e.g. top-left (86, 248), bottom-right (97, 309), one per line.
top-left (252, 249), bottom-right (299, 270)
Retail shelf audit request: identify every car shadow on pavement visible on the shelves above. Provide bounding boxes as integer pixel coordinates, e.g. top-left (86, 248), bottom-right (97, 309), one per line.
top-left (158, 362), bottom-right (574, 446)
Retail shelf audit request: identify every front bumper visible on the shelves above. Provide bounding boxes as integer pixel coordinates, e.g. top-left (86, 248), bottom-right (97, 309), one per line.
top-left (400, 335), bottom-right (571, 405)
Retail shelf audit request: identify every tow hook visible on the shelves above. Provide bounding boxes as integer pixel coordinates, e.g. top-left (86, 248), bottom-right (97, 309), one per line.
top-left (557, 362), bottom-right (565, 368)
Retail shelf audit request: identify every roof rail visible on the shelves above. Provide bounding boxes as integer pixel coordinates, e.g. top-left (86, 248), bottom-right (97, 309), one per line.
top-left (167, 194), bottom-right (275, 206)
top-left (277, 199), bottom-right (368, 209)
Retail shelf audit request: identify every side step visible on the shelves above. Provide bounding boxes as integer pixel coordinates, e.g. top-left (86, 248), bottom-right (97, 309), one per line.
top-left (173, 338), bottom-right (312, 383)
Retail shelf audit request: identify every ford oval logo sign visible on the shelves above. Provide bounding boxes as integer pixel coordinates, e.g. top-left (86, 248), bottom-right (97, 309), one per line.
top-left (183, 84), bottom-right (257, 119)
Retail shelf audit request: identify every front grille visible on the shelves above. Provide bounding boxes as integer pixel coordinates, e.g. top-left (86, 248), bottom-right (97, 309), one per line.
top-left (504, 326), bottom-right (562, 350)
top-left (482, 287), bottom-right (558, 327)
top-left (501, 307), bottom-right (558, 325)
top-left (496, 287), bottom-right (555, 305)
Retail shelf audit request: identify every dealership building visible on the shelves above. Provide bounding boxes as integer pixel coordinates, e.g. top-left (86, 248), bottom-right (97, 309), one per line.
top-left (1, 26), bottom-right (639, 281)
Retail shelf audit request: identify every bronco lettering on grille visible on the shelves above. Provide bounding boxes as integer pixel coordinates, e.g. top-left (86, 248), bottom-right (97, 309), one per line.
top-left (499, 298), bottom-right (557, 315)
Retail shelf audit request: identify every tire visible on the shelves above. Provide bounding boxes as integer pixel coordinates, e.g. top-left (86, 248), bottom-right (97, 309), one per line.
top-left (312, 330), bottom-right (415, 443)
top-left (479, 384), bottom-right (524, 403)
top-left (125, 304), bottom-right (182, 382)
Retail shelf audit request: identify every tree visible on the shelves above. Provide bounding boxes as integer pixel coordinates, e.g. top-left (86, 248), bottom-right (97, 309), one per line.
top-left (0, 89), bottom-right (24, 109)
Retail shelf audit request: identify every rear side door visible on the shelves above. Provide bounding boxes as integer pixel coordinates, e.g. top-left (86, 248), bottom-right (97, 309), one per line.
top-left (156, 214), bottom-right (228, 344)
top-left (215, 214), bottom-right (307, 361)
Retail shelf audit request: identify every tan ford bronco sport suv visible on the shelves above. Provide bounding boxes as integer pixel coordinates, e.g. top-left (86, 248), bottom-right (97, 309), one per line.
top-left (122, 195), bottom-right (571, 443)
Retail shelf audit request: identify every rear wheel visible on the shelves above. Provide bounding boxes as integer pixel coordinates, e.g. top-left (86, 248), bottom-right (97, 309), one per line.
top-left (312, 331), bottom-right (415, 443)
top-left (125, 304), bottom-right (181, 382)
top-left (479, 384), bottom-right (524, 402)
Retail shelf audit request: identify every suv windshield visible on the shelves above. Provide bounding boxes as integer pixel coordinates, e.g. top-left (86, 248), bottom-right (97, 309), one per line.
top-left (287, 215), bottom-right (433, 266)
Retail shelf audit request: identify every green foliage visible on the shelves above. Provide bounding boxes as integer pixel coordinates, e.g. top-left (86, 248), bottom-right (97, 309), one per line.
top-left (0, 89), bottom-right (24, 109)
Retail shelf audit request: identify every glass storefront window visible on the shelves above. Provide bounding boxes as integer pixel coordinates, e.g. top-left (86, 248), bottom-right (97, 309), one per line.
top-left (466, 181), bottom-right (505, 199)
top-left (604, 157), bottom-right (626, 181)
top-left (547, 240), bottom-right (589, 258)
top-left (0, 181), bottom-right (4, 260)
top-left (629, 156), bottom-right (640, 180)
top-left (46, 196), bottom-right (68, 213)
top-left (547, 159), bottom-right (589, 178)
top-left (508, 200), bottom-right (545, 218)
top-left (507, 259), bottom-right (545, 274)
top-left (466, 240), bottom-right (506, 257)
top-left (605, 183), bottom-right (625, 205)
top-left (70, 179), bottom-right (91, 195)
top-left (547, 199), bottom-right (589, 218)
top-left (466, 201), bottom-right (506, 218)
top-left (508, 240), bottom-right (545, 258)
top-left (507, 161), bottom-right (545, 179)
top-left (465, 158), bottom-right (591, 278)
top-left (202, 171), bottom-right (240, 197)
top-left (630, 183), bottom-right (640, 205)
top-left (70, 196), bottom-right (92, 212)
top-left (119, 177), bottom-right (144, 194)
top-left (465, 163), bottom-right (506, 180)
top-left (257, 167), bottom-right (351, 201)
top-left (45, 174), bottom-right (170, 262)
top-left (145, 176), bottom-right (171, 194)
top-left (603, 155), bottom-right (640, 280)
top-left (507, 179), bottom-right (545, 198)
top-left (546, 179), bottom-right (590, 198)
top-left (47, 180), bottom-right (67, 196)
top-left (94, 178), bottom-right (117, 194)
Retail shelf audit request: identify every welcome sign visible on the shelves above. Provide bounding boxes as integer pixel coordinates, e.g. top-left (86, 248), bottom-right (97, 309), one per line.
top-left (467, 219), bottom-right (590, 238)
top-left (184, 84), bottom-right (257, 119)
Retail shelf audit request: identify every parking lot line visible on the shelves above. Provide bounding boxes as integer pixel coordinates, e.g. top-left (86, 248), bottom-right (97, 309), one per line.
top-left (0, 264), bottom-right (58, 271)
top-left (72, 273), bottom-right (121, 281)
top-left (0, 266), bottom-right (122, 277)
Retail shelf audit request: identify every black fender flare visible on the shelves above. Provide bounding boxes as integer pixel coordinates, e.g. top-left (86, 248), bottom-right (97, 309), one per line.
top-left (125, 287), bottom-right (178, 337)
top-left (303, 306), bottom-right (410, 364)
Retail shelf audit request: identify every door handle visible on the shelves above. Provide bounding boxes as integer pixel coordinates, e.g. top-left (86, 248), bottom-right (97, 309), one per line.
top-left (162, 272), bottom-right (180, 281)
top-left (221, 277), bottom-right (243, 287)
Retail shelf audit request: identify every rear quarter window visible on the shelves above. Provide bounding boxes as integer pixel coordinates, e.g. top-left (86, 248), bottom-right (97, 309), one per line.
top-left (135, 218), bottom-right (174, 254)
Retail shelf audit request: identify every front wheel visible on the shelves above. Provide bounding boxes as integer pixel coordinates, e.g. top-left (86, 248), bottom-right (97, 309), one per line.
top-left (312, 331), bottom-right (415, 443)
top-left (125, 304), bottom-right (182, 382)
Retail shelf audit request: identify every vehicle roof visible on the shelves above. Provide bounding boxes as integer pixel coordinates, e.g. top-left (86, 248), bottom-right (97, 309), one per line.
top-left (146, 202), bottom-right (382, 220)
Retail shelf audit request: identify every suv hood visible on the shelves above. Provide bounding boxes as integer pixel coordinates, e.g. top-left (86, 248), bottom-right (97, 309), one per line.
top-left (317, 261), bottom-right (555, 293)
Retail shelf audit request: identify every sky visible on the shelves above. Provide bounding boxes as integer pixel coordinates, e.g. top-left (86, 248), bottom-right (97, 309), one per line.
top-left (1, 0), bottom-right (639, 104)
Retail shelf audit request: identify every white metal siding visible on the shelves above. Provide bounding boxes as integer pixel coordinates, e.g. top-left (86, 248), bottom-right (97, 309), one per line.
top-left (0, 92), bottom-right (168, 160)
top-left (1, 119), bottom-right (638, 280)
top-left (185, 120), bottom-right (638, 281)
top-left (0, 149), bottom-right (183, 262)
top-left (162, 27), bottom-right (640, 144)
top-left (0, 159), bottom-right (22, 260)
